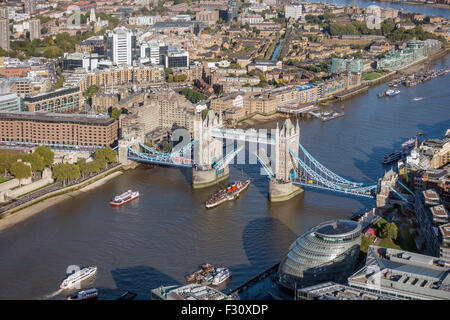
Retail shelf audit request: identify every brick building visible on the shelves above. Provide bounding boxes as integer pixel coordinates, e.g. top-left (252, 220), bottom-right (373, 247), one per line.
top-left (23, 87), bottom-right (82, 112)
top-left (0, 112), bottom-right (118, 147)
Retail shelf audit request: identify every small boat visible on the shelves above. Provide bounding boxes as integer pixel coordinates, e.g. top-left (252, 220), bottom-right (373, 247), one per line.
top-left (118, 291), bottom-right (137, 300)
top-left (411, 97), bottom-right (423, 101)
top-left (212, 267), bottom-right (231, 286)
top-left (60, 266), bottom-right (97, 290)
top-left (67, 288), bottom-right (99, 300)
top-left (185, 264), bottom-right (227, 285)
top-left (382, 152), bottom-right (402, 165)
top-left (385, 89), bottom-right (400, 97)
top-left (110, 190), bottom-right (139, 206)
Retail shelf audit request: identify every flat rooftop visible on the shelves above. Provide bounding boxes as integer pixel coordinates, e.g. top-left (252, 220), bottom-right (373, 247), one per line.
top-left (423, 189), bottom-right (440, 201)
top-left (348, 246), bottom-right (450, 300)
top-left (152, 284), bottom-right (233, 300)
top-left (430, 205), bottom-right (448, 218)
top-left (298, 282), bottom-right (397, 300)
top-left (0, 111), bottom-right (116, 126)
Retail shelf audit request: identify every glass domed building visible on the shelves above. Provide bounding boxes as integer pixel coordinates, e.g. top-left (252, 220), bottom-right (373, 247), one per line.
top-left (278, 220), bottom-right (361, 291)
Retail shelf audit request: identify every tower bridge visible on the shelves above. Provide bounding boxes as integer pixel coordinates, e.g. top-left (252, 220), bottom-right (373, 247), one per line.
top-left (118, 110), bottom-right (380, 202)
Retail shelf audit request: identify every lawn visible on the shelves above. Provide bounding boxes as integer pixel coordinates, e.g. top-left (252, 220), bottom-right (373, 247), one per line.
top-left (362, 72), bottom-right (382, 80)
top-left (398, 225), bottom-right (418, 253)
top-left (0, 177), bottom-right (10, 184)
top-left (378, 238), bottom-right (402, 250)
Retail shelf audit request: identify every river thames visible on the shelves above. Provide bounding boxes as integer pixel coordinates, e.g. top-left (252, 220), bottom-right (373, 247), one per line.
top-left (0, 57), bottom-right (449, 300)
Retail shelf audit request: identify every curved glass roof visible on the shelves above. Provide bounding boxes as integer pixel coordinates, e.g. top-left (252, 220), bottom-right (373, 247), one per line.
top-left (315, 220), bottom-right (360, 238)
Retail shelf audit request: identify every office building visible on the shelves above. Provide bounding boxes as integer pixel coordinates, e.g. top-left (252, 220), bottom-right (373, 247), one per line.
top-left (0, 112), bottom-right (118, 147)
top-left (297, 282), bottom-right (396, 300)
top-left (278, 220), bottom-right (362, 291)
top-left (285, 5), bottom-right (303, 21)
top-left (347, 245), bottom-right (450, 300)
top-left (107, 27), bottom-right (134, 66)
top-left (23, 87), bottom-right (82, 113)
top-left (76, 36), bottom-right (105, 56)
top-left (0, 93), bottom-right (21, 112)
top-left (62, 52), bottom-right (100, 71)
top-left (162, 48), bottom-right (189, 69)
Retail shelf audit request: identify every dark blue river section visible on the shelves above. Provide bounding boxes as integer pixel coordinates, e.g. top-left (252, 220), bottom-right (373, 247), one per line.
top-left (0, 57), bottom-right (448, 300)
top-left (307, 0), bottom-right (450, 18)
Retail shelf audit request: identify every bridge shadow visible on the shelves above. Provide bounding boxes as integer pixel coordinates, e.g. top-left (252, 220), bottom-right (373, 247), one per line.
top-left (223, 217), bottom-right (298, 299)
top-left (96, 265), bottom-right (181, 300)
top-left (179, 166), bottom-right (193, 186)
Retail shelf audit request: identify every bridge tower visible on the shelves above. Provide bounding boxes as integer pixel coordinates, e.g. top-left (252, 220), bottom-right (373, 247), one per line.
top-left (118, 137), bottom-right (140, 169)
top-left (376, 169), bottom-right (398, 208)
top-left (192, 110), bottom-right (229, 188)
top-left (268, 119), bottom-right (303, 202)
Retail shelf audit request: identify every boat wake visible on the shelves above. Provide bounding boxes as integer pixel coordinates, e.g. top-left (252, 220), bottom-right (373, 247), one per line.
top-left (40, 289), bottom-right (63, 300)
top-left (411, 97), bottom-right (424, 101)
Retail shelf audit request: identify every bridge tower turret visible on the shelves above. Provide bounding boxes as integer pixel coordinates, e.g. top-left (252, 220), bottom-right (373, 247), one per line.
top-left (192, 110), bottom-right (229, 188)
top-left (268, 119), bottom-right (303, 202)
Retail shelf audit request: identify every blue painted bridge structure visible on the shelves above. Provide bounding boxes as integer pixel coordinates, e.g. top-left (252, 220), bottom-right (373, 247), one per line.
top-left (127, 138), bottom-right (380, 199)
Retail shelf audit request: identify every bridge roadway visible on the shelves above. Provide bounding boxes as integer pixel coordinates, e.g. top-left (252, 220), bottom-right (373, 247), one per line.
top-left (210, 128), bottom-right (276, 145)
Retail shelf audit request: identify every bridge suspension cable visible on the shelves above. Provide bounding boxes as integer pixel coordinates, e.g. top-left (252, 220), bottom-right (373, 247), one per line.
top-left (298, 143), bottom-right (363, 186)
top-left (254, 150), bottom-right (274, 178)
top-left (214, 146), bottom-right (244, 173)
top-left (289, 148), bottom-right (377, 198)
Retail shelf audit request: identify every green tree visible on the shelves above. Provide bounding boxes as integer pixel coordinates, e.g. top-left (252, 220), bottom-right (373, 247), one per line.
top-left (9, 162), bottom-right (32, 180)
top-left (44, 46), bottom-right (64, 58)
top-left (111, 107), bottom-right (122, 120)
top-left (381, 222), bottom-right (398, 240)
top-left (360, 234), bottom-right (375, 254)
top-left (23, 153), bottom-right (45, 172)
top-left (53, 163), bottom-right (80, 185)
top-left (94, 146), bottom-right (117, 164)
top-left (381, 19), bottom-right (396, 36)
top-left (163, 143), bottom-right (172, 153)
top-left (35, 146), bottom-right (54, 167)
top-left (83, 85), bottom-right (100, 100)
top-left (67, 163), bottom-right (81, 181)
top-left (201, 108), bottom-right (209, 120)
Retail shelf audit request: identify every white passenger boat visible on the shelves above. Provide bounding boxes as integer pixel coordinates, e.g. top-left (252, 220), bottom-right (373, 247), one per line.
top-left (212, 267), bottom-right (231, 286)
top-left (60, 266), bottom-right (97, 290)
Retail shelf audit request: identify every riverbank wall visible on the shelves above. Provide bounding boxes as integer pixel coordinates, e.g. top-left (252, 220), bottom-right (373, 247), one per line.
top-left (0, 164), bottom-right (123, 229)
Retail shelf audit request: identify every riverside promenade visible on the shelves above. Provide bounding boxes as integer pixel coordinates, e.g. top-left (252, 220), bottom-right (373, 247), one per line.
top-left (0, 163), bottom-right (122, 218)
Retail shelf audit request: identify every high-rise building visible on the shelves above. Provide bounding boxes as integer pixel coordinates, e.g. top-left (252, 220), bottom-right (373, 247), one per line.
top-left (24, 0), bottom-right (37, 16)
top-left (107, 27), bottom-right (134, 66)
top-left (331, 58), bottom-right (364, 74)
top-left (28, 19), bottom-right (41, 41)
top-left (285, 5), bottom-right (303, 21)
top-left (227, 0), bottom-right (238, 21)
top-left (0, 7), bottom-right (8, 19)
top-left (0, 19), bottom-right (9, 52)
